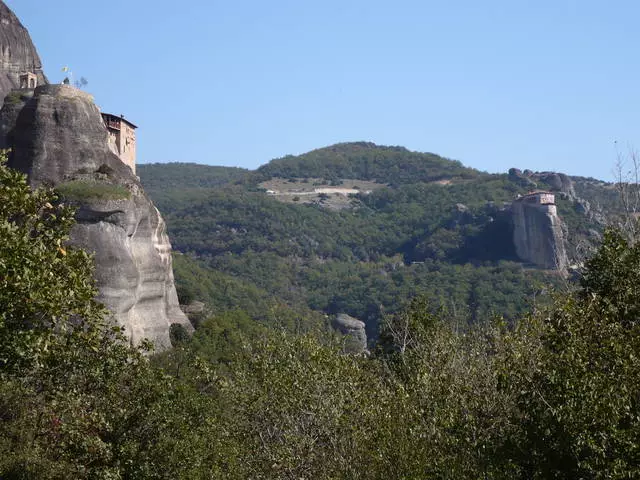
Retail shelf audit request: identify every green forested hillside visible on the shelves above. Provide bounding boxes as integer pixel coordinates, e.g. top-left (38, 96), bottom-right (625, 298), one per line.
top-left (172, 254), bottom-right (329, 334)
top-left (140, 143), bottom-right (609, 338)
top-left (257, 141), bottom-right (480, 184)
top-left (138, 162), bottom-right (249, 189)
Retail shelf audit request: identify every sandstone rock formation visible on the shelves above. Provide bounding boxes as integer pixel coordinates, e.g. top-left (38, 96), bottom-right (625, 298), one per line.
top-left (512, 192), bottom-right (568, 271)
top-left (2, 84), bottom-right (192, 348)
top-left (181, 301), bottom-right (207, 327)
top-left (332, 313), bottom-right (368, 354)
top-left (508, 168), bottom-right (576, 199)
top-left (537, 172), bottom-right (575, 199)
top-left (0, 1), bottom-right (47, 101)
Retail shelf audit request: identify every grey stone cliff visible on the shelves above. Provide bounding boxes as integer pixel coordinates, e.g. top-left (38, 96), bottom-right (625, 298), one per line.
top-left (508, 168), bottom-right (576, 199)
top-left (512, 194), bottom-right (568, 271)
top-left (0, 1), bottom-right (47, 101)
top-left (332, 313), bottom-right (368, 354)
top-left (2, 84), bottom-right (192, 348)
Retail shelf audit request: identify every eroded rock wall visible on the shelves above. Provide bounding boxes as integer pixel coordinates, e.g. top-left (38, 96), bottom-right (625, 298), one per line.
top-left (3, 84), bottom-right (192, 348)
top-left (332, 313), bottom-right (368, 354)
top-left (512, 200), bottom-right (568, 271)
top-left (508, 168), bottom-right (576, 199)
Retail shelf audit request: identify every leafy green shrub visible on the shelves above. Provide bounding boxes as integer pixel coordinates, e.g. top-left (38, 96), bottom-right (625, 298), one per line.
top-left (56, 180), bottom-right (130, 201)
top-left (169, 323), bottom-right (191, 346)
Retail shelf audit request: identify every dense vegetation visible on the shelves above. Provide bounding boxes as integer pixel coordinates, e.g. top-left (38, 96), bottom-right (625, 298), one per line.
top-left (257, 142), bottom-right (480, 184)
top-left (2, 159), bottom-right (639, 478)
top-left (140, 143), bottom-right (606, 336)
top-left (137, 162), bottom-right (250, 190)
top-left (172, 253), bottom-right (329, 334)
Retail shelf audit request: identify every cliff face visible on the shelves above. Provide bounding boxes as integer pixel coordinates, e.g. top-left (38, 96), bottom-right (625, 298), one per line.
top-left (512, 197), bottom-right (568, 271)
top-left (0, 1), bottom-right (47, 100)
top-left (332, 313), bottom-right (368, 354)
top-left (3, 85), bottom-right (192, 348)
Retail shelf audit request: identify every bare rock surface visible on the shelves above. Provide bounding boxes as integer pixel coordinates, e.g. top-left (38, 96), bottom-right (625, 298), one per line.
top-left (508, 168), bottom-right (576, 199)
top-left (512, 195), bottom-right (568, 271)
top-left (333, 313), bottom-right (368, 354)
top-left (2, 84), bottom-right (192, 348)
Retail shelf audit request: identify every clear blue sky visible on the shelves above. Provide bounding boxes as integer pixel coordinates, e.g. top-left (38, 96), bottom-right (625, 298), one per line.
top-left (7, 0), bottom-right (640, 180)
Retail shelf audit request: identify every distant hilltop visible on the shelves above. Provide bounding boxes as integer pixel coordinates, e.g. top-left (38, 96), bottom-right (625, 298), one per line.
top-left (141, 141), bottom-right (614, 273)
top-left (257, 141), bottom-right (479, 185)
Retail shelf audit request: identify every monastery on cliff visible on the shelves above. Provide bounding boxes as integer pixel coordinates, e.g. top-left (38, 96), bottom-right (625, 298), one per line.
top-left (101, 113), bottom-right (137, 174)
top-left (18, 71), bottom-right (138, 175)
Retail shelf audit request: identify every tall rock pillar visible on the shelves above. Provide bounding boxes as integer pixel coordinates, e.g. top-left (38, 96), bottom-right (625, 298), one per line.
top-left (512, 192), bottom-right (568, 271)
top-left (2, 84), bottom-right (193, 349)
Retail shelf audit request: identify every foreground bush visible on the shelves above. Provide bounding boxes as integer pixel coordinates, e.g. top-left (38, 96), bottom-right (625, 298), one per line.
top-left (0, 158), bottom-right (224, 479)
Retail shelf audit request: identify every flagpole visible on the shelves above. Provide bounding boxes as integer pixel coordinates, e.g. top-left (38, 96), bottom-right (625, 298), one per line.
top-left (61, 66), bottom-right (73, 85)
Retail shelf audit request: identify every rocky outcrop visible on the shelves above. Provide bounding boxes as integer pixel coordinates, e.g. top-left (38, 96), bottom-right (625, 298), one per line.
top-left (509, 168), bottom-right (575, 199)
top-left (512, 193), bottom-right (567, 271)
top-left (332, 313), bottom-right (368, 354)
top-left (537, 172), bottom-right (575, 198)
top-left (508, 168), bottom-right (537, 189)
top-left (0, 1), bottom-right (47, 101)
top-left (5, 86), bottom-right (132, 183)
top-left (181, 301), bottom-right (207, 327)
top-left (2, 84), bottom-right (192, 348)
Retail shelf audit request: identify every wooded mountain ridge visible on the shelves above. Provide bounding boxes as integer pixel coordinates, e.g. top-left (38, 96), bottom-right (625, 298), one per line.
top-left (139, 142), bottom-right (618, 339)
